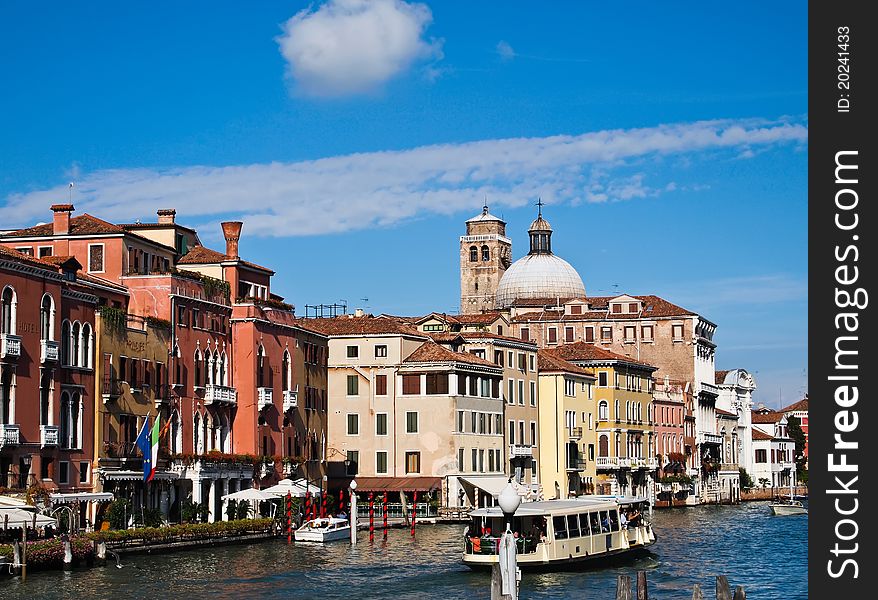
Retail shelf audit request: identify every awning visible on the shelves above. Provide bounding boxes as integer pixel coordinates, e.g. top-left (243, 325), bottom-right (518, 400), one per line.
top-left (334, 476), bottom-right (442, 493)
top-left (99, 470), bottom-right (179, 481)
top-left (459, 476), bottom-right (513, 498)
top-left (0, 508), bottom-right (58, 529)
top-left (50, 492), bottom-right (114, 504)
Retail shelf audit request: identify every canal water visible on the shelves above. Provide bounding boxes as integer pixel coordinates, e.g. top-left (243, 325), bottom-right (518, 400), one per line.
top-left (6, 501), bottom-right (806, 599)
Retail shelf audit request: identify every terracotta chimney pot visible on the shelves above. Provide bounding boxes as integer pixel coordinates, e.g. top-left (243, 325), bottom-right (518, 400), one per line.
top-left (221, 221), bottom-right (243, 259)
top-left (51, 204), bottom-right (74, 235)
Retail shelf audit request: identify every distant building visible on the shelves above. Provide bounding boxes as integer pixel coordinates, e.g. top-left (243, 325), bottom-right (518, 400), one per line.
top-left (751, 410), bottom-right (796, 489)
top-left (779, 395), bottom-right (808, 469)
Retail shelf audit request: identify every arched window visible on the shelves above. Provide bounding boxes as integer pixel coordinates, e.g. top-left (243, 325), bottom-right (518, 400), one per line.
top-left (598, 434), bottom-right (609, 457)
top-left (71, 322), bottom-right (81, 367)
top-left (1, 286), bottom-right (15, 335)
top-left (81, 323), bottom-right (92, 369)
top-left (70, 392), bottom-right (80, 448)
top-left (219, 351), bottom-right (227, 386)
top-left (282, 350), bottom-right (291, 391)
top-left (194, 349), bottom-right (202, 388)
top-left (170, 410), bottom-right (182, 454)
top-left (598, 401), bottom-right (608, 420)
top-left (0, 369), bottom-right (12, 425)
top-left (614, 399), bottom-right (620, 421)
top-left (481, 245), bottom-right (490, 261)
top-left (61, 321), bottom-right (71, 365)
top-left (193, 412), bottom-right (201, 454)
top-left (257, 345), bottom-right (265, 388)
top-left (469, 246), bottom-right (478, 262)
top-left (204, 349), bottom-right (212, 386)
top-left (59, 391), bottom-right (70, 448)
top-left (220, 413), bottom-right (230, 452)
top-left (40, 372), bottom-right (51, 425)
top-left (40, 294), bottom-right (54, 341)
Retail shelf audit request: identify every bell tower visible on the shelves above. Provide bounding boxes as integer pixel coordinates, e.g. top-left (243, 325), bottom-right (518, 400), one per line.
top-left (459, 205), bottom-right (512, 314)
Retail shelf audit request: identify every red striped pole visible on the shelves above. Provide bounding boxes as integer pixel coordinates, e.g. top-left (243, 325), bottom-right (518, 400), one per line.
top-left (411, 490), bottom-right (417, 537)
top-left (369, 492), bottom-right (374, 542)
top-left (338, 489), bottom-right (345, 516)
top-left (320, 493), bottom-right (327, 518)
top-left (304, 492), bottom-right (311, 522)
top-left (383, 492), bottom-right (388, 540)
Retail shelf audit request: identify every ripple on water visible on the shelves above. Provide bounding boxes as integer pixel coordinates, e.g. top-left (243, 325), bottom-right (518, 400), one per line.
top-left (7, 502), bottom-right (807, 600)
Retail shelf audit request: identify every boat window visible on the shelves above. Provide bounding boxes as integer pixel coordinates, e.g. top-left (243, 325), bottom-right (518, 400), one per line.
top-left (590, 512), bottom-right (601, 534)
top-left (609, 509), bottom-right (620, 532)
top-left (579, 513), bottom-right (591, 537)
top-left (598, 511), bottom-right (610, 533)
top-left (552, 515), bottom-right (568, 540)
top-left (567, 515), bottom-right (580, 538)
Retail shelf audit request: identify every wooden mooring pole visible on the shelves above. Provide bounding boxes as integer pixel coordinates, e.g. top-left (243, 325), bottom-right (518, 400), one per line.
top-left (613, 573), bottom-right (744, 600)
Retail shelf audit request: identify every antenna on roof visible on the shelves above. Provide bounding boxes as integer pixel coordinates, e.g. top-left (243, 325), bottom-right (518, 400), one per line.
top-left (68, 182), bottom-right (74, 203)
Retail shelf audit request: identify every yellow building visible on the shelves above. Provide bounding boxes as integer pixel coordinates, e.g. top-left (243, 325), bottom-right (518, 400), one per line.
top-left (550, 342), bottom-right (657, 497)
top-left (537, 349), bottom-right (596, 500)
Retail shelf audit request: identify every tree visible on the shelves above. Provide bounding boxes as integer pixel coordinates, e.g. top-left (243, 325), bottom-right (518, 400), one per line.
top-left (786, 415), bottom-right (808, 482)
top-left (758, 477), bottom-right (770, 489)
top-left (739, 467), bottom-right (754, 491)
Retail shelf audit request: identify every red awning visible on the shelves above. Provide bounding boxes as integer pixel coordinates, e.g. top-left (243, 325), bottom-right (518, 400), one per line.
top-left (333, 476), bottom-right (442, 492)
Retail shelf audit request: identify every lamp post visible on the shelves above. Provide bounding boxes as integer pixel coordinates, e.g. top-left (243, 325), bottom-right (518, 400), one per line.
top-left (349, 479), bottom-right (358, 546)
top-left (492, 479), bottom-right (522, 600)
top-left (20, 454), bottom-right (32, 489)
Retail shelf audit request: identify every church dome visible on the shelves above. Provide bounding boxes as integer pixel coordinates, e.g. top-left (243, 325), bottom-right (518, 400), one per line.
top-left (495, 206), bottom-right (585, 307)
top-left (496, 254), bottom-right (586, 307)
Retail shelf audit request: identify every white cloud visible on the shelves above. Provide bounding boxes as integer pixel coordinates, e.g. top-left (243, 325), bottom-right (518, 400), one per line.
top-left (276, 0), bottom-right (442, 97)
top-left (496, 40), bottom-right (515, 61)
top-left (0, 117), bottom-right (807, 238)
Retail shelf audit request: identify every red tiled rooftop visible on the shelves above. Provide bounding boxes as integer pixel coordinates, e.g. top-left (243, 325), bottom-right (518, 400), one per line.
top-left (752, 428), bottom-right (773, 441)
top-left (512, 294), bottom-right (697, 321)
top-left (546, 341), bottom-right (656, 369)
top-left (780, 396), bottom-right (809, 413)
top-left (296, 316), bottom-right (426, 337)
top-left (0, 245), bottom-right (58, 271)
top-left (752, 412), bottom-right (783, 424)
top-left (537, 349), bottom-right (594, 377)
top-left (458, 331), bottom-right (538, 346)
top-left (404, 342), bottom-right (500, 368)
top-left (715, 408), bottom-right (738, 417)
top-left (177, 245), bottom-right (273, 273)
top-left (451, 312), bottom-right (505, 325)
top-left (10, 213), bottom-right (127, 237)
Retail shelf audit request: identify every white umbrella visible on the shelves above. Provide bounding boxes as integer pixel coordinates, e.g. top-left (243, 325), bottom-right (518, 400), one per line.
top-left (221, 488), bottom-right (275, 502)
top-left (262, 478), bottom-right (321, 498)
top-left (0, 508), bottom-right (57, 529)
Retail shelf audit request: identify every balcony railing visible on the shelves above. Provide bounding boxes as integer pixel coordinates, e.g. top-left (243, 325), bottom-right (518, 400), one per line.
top-left (102, 378), bottom-right (122, 401)
top-left (0, 424), bottom-right (20, 448)
top-left (41, 339), bottom-right (59, 363)
top-left (565, 457), bottom-right (587, 471)
top-left (618, 457), bottom-right (632, 468)
top-left (283, 390), bottom-right (298, 411)
top-left (0, 333), bottom-right (21, 359)
top-left (204, 384), bottom-right (237, 405)
top-left (566, 426), bottom-right (583, 440)
top-left (698, 431), bottom-right (723, 445)
top-left (257, 387), bottom-right (273, 410)
top-left (509, 444), bottom-right (534, 459)
top-left (596, 456), bottom-right (618, 469)
top-left (40, 424), bottom-right (59, 447)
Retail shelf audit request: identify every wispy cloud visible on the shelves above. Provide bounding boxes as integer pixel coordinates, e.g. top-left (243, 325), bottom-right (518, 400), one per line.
top-left (0, 117), bottom-right (807, 237)
top-left (665, 274), bottom-right (808, 309)
top-left (276, 0), bottom-right (443, 97)
top-left (496, 40), bottom-right (516, 61)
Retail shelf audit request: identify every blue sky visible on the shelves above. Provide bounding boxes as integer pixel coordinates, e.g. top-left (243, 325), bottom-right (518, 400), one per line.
top-left (0, 1), bottom-right (807, 407)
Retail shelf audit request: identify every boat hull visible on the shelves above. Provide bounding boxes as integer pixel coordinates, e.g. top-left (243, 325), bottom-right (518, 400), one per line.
top-left (294, 527), bottom-right (351, 542)
top-left (463, 544), bottom-right (654, 572)
top-left (769, 503), bottom-right (807, 516)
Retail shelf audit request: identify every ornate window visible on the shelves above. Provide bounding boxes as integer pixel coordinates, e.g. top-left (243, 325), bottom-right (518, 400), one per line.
top-left (469, 246), bottom-right (478, 262)
top-left (40, 294), bottom-right (54, 340)
top-left (1, 286), bottom-right (16, 335)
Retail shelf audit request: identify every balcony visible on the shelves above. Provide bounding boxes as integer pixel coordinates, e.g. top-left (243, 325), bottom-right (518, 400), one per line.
top-left (204, 383), bottom-right (237, 406)
top-left (154, 384), bottom-right (172, 408)
top-left (566, 426), bottom-right (583, 440)
top-left (283, 390), bottom-right (298, 411)
top-left (102, 378), bottom-right (122, 403)
top-left (41, 339), bottom-right (59, 363)
top-left (698, 431), bottom-right (723, 445)
top-left (40, 425), bottom-right (59, 447)
top-left (566, 457), bottom-right (587, 472)
top-left (257, 387), bottom-right (273, 410)
top-left (596, 456), bottom-right (618, 470)
top-left (0, 333), bottom-right (21, 359)
top-left (509, 444), bottom-right (534, 459)
top-left (0, 424), bottom-right (20, 448)
top-left (618, 457), bottom-right (632, 468)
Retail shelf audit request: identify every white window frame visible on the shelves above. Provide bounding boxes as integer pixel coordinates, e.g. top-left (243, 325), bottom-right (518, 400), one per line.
top-left (87, 243), bottom-right (105, 273)
top-left (376, 412), bottom-right (388, 436)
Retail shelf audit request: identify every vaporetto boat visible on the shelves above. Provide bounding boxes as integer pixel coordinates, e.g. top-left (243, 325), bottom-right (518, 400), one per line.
top-left (462, 496), bottom-right (655, 571)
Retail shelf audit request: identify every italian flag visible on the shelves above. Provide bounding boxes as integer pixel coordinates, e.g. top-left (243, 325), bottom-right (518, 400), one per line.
top-left (148, 417), bottom-right (160, 482)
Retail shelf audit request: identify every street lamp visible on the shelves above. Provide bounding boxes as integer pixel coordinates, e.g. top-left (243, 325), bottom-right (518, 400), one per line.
top-left (495, 479), bottom-right (522, 600)
top-left (20, 454), bottom-right (32, 489)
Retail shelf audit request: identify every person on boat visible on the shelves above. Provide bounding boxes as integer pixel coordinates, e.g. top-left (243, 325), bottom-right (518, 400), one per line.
top-left (620, 511), bottom-right (628, 529)
top-left (628, 509), bottom-right (642, 527)
top-left (600, 516), bottom-right (610, 532)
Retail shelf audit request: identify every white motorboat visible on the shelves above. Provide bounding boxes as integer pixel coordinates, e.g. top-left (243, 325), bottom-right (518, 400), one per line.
top-left (462, 496), bottom-right (655, 571)
top-left (769, 497), bottom-right (807, 516)
top-left (294, 516), bottom-right (351, 542)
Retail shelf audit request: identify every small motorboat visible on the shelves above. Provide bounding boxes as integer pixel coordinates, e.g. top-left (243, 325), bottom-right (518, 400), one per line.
top-left (769, 498), bottom-right (807, 516)
top-left (294, 516), bottom-right (351, 542)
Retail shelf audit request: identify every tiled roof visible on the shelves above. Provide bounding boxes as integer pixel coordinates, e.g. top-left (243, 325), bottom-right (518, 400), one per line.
top-left (177, 245), bottom-right (273, 273)
top-left (428, 332), bottom-right (466, 344)
top-left (415, 312), bottom-right (461, 325)
top-left (537, 349), bottom-right (594, 377)
top-left (715, 370), bottom-right (731, 384)
top-left (512, 294), bottom-right (697, 321)
top-left (751, 428), bottom-right (773, 441)
top-left (8, 213), bottom-right (127, 237)
top-left (780, 396), bottom-right (808, 413)
top-left (119, 222), bottom-right (198, 234)
top-left (715, 408), bottom-right (738, 417)
top-left (297, 316), bottom-right (426, 337)
top-left (587, 295), bottom-right (697, 318)
top-left (404, 342), bottom-right (500, 368)
top-left (40, 255), bottom-right (80, 268)
top-left (752, 412), bottom-right (783, 424)
top-left (452, 312), bottom-right (505, 325)
top-left (510, 297), bottom-right (578, 308)
top-left (546, 341), bottom-right (655, 369)
top-left (458, 331), bottom-right (538, 347)
top-left (0, 245), bottom-right (58, 271)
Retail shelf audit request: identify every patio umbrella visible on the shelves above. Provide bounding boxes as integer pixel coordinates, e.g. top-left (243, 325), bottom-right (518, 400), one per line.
top-left (221, 488), bottom-right (276, 519)
top-left (262, 478), bottom-right (321, 498)
top-left (1, 508), bottom-right (57, 530)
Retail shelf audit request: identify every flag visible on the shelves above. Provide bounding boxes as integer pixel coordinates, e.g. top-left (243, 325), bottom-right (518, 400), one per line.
top-left (135, 417), bottom-right (151, 482)
top-left (148, 417), bottom-right (160, 482)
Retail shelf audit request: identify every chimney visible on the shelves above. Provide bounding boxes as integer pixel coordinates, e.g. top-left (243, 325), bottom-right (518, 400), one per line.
top-left (354, 308), bottom-right (365, 317)
top-left (157, 208), bottom-right (176, 224)
top-left (51, 204), bottom-right (74, 235)
top-left (221, 221), bottom-right (243, 259)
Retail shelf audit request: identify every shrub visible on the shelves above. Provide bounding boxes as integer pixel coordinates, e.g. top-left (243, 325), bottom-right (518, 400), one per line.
top-left (106, 498), bottom-right (133, 530)
top-left (236, 500), bottom-right (251, 520)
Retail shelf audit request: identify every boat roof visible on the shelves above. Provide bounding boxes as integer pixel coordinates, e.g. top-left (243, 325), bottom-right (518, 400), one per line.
top-left (468, 496), bottom-right (632, 518)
